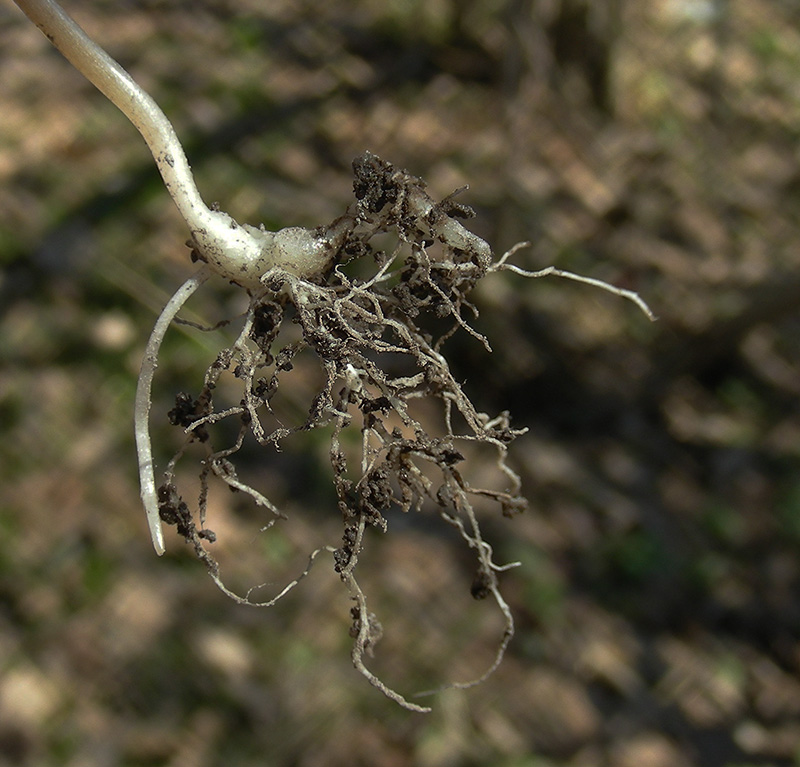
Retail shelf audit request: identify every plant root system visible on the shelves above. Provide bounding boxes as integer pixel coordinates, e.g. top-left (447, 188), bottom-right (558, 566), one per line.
top-left (145, 153), bottom-right (651, 710)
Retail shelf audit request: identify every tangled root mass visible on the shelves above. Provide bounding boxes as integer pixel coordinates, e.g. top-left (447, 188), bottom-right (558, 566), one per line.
top-left (152, 153), bottom-right (648, 711)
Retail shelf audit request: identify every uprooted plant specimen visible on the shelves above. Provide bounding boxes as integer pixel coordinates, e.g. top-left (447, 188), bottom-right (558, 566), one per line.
top-left (10, 0), bottom-right (652, 711)
top-left (151, 152), bottom-right (653, 711)
top-left (12, 0), bottom-right (654, 713)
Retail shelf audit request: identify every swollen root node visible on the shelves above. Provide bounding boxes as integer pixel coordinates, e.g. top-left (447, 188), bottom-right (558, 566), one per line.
top-left (137, 153), bottom-right (653, 710)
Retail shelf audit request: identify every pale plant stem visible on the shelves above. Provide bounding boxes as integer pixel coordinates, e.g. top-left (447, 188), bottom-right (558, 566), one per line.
top-left (134, 266), bottom-right (211, 555)
top-left (11, 0), bottom-right (337, 287)
top-left (13, 0), bottom-right (209, 235)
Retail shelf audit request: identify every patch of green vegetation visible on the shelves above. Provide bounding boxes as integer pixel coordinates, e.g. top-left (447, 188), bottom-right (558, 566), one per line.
top-left (513, 545), bottom-right (566, 622)
top-left (81, 547), bottom-right (115, 599)
top-left (702, 502), bottom-right (746, 546)
top-left (230, 17), bottom-right (265, 53)
top-left (603, 528), bottom-right (669, 583)
top-left (750, 27), bottom-right (781, 61)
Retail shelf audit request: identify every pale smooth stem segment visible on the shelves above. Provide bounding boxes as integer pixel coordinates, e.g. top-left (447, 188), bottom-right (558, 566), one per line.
top-left (12, 0), bottom-right (209, 234)
top-left (13, 0), bottom-right (343, 290)
top-left (135, 267), bottom-right (211, 555)
top-left (11, 0), bottom-right (282, 288)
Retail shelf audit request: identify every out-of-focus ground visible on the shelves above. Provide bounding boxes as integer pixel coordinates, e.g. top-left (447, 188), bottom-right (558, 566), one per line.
top-left (2, 0), bottom-right (800, 765)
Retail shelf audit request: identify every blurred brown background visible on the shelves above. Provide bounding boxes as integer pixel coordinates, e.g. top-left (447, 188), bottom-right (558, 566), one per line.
top-left (2, 0), bottom-right (800, 765)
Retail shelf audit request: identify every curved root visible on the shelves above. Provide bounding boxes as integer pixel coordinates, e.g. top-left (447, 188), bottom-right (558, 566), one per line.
top-left (134, 266), bottom-right (211, 555)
